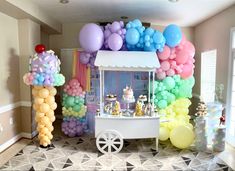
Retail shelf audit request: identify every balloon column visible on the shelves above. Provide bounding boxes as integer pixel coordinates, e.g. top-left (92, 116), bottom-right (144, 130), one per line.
top-left (61, 78), bottom-right (87, 137)
top-left (79, 19), bottom-right (196, 149)
top-left (23, 44), bottom-right (65, 147)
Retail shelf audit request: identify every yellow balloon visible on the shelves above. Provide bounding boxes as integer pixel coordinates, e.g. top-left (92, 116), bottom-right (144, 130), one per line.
top-left (40, 103), bottom-right (50, 113)
top-left (49, 87), bottom-right (57, 96)
top-left (170, 125), bottom-right (194, 149)
top-left (48, 126), bottom-right (54, 132)
top-left (40, 116), bottom-right (50, 125)
top-left (46, 110), bottom-right (54, 118)
top-left (45, 96), bottom-right (55, 105)
top-left (34, 97), bottom-right (44, 105)
top-left (50, 103), bottom-right (57, 110)
top-left (36, 112), bottom-right (45, 118)
top-left (159, 127), bottom-right (170, 141)
top-left (41, 127), bottom-right (49, 134)
top-left (38, 88), bottom-right (49, 99)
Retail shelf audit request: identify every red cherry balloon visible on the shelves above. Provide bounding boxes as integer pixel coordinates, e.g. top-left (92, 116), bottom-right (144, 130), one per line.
top-left (35, 44), bottom-right (46, 53)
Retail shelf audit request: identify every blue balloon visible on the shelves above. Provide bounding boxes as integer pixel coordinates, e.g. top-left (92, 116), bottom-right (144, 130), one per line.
top-left (163, 24), bottom-right (182, 48)
top-left (125, 28), bottom-right (140, 45)
top-left (144, 44), bottom-right (155, 51)
top-left (153, 31), bottom-right (164, 44)
top-left (132, 19), bottom-right (142, 27)
top-left (144, 28), bottom-right (155, 36)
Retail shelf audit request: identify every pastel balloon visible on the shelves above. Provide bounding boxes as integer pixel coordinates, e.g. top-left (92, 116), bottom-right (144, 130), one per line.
top-left (159, 127), bottom-right (170, 141)
top-left (38, 89), bottom-right (49, 98)
top-left (111, 21), bottom-right (121, 33)
top-left (184, 41), bottom-right (195, 58)
top-left (125, 28), bottom-right (140, 45)
top-left (180, 64), bottom-right (194, 79)
top-left (170, 125), bottom-right (194, 149)
top-left (175, 49), bottom-right (189, 64)
top-left (163, 24), bottom-right (182, 48)
top-left (157, 46), bottom-right (171, 60)
top-left (40, 103), bottom-right (50, 113)
top-left (161, 61), bottom-right (170, 71)
top-left (79, 23), bottom-right (104, 52)
top-left (108, 33), bottom-right (123, 51)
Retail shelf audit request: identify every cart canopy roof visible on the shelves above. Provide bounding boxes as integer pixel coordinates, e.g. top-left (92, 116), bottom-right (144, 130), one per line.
top-left (95, 50), bottom-right (160, 72)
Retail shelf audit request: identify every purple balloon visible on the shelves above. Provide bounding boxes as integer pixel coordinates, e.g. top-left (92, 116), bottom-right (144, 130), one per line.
top-left (80, 52), bottom-right (90, 64)
top-left (108, 33), bottom-right (123, 51)
top-left (111, 21), bottom-right (121, 33)
top-left (69, 120), bottom-right (76, 128)
top-left (79, 23), bottom-right (104, 52)
top-left (104, 29), bottom-right (111, 38)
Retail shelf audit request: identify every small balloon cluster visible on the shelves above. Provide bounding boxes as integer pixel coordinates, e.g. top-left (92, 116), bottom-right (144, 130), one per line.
top-left (23, 45), bottom-right (65, 86)
top-left (125, 19), bottom-right (165, 52)
top-left (158, 98), bottom-right (194, 149)
top-left (103, 21), bottom-right (126, 51)
top-left (23, 44), bottom-right (65, 147)
top-left (61, 117), bottom-right (87, 137)
top-left (151, 75), bottom-right (195, 109)
top-left (61, 78), bottom-right (87, 137)
top-left (79, 51), bottom-right (97, 68)
top-left (156, 35), bottom-right (195, 80)
top-left (33, 86), bottom-right (57, 147)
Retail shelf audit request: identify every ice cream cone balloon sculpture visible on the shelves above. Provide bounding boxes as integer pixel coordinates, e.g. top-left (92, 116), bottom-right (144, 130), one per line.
top-left (23, 44), bottom-right (65, 147)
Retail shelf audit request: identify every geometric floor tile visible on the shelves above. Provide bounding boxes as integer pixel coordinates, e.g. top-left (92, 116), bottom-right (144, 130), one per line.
top-left (1, 133), bottom-right (232, 171)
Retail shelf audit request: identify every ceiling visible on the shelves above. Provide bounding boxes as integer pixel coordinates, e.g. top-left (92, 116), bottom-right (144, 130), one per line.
top-left (32, 0), bottom-right (235, 27)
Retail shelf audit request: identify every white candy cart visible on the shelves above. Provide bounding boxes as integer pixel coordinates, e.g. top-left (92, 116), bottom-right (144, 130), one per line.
top-left (94, 50), bottom-right (160, 154)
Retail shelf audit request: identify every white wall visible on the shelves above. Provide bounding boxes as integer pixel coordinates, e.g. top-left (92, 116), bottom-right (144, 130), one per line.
top-left (194, 5), bottom-right (235, 103)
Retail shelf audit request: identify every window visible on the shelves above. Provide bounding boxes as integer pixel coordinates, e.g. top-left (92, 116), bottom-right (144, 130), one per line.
top-left (200, 50), bottom-right (217, 103)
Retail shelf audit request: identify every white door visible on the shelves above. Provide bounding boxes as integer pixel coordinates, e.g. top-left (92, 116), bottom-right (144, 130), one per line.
top-left (226, 49), bottom-right (235, 147)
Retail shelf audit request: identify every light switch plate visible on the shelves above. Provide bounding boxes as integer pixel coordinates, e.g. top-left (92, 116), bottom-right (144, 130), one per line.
top-left (10, 117), bottom-right (13, 125)
top-left (0, 123), bottom-right (3, 132)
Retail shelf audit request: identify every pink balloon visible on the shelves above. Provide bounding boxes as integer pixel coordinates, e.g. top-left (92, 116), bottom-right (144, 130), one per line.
top-left (166, 68), bottom-right (175, 76)
top-left (156, 71), bottom-right (166, 80)
top-left (161, 61), bottom-right (170, 71)
top-left (175, 49), bottom-right (189, 64)
top-left (157, 46), bottom-right (170, 60)
top-left (184, 41), bottom-right (195, 58)
top-left (180, 64), bottom-right (194, 79)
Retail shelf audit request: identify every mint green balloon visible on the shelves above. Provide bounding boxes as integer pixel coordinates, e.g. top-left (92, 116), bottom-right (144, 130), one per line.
top-left (66, 96), bottom-right (75, 107)
top-left (73, 104), bottom-right (81, 112)
top-left (167, 93), bottom-right (176, 103)
top-left (157, 100), bottom-right (168, 109)
top-left (163, 77), bottom-right (175, 90)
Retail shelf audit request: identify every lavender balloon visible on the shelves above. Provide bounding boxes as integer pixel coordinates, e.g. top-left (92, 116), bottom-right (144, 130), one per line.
top-left (61, 117), bottom-right (86, 137)
top-left (79, 23), bottom-right (104, 52)
top-left (103, 21), bottom-right (126, 51)
top-left (80, 52), bottom-right (91, 64)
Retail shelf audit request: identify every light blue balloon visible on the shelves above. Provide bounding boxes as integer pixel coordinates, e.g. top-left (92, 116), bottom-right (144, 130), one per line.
top-left (144, 43), bottom-right (155, 51)
top-left (163, 24), bottom-right (182, 48)
top-left (153, 31), bottom-right (164, 44)
top-left (132, 19), bottom-right (142, 27)
top-left (144, 28), bottom-right (155, 36)
top-left (125, 28), bottom-right (140, 45)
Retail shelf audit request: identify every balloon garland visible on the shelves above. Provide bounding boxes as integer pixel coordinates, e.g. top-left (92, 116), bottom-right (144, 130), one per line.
top-left (23, 45), bottom-right (65, 147)
top-left (61, 78), bottom-right (87, 137)
top-left (78, 19), bottom-right (196, 149)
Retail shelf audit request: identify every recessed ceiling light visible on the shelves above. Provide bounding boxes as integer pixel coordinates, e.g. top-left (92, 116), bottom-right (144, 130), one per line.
top-left (60, 0), bottom-right (69, 4)
top-left (121, 16), bottom-right (128, 20)
top-left (168, 0), bottom-right (179, 2)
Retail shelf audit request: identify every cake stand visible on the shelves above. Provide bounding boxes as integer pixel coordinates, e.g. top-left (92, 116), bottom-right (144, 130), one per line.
top-left (122, 98), bottom-right (135, 116)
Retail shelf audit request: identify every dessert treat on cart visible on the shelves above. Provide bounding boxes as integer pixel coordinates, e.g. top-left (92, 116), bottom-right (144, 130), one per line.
top-left (112, 101), bottom-right (121, 115)
top-left (105, 94), bottom-right (117, 101)
top-left (123, 86), bottom-right (134, 101)
top-left (135, 101), bottom-right (144, 116)
top-left (144, 102), bottom-right (154, 116)
top-left (138, 95), bottom-right (147, 102)
top-left (104, 94), bottom-right (117, 114)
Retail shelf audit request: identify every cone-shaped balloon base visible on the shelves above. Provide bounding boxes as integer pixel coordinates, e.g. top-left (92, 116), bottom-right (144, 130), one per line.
top-left (32, 86), bottom-right (57, 147)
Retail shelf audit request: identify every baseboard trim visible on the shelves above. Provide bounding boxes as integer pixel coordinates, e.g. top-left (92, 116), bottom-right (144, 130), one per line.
top-left (0, 134), bottom-right (22, 153)
top-left (0, 101), bottom-right (32, 114)
top-left (0, 130), bottom-right (38, 153)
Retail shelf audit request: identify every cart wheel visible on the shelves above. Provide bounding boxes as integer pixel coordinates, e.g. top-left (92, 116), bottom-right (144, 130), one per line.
top-left (96, 130), bottom-right (123, 154)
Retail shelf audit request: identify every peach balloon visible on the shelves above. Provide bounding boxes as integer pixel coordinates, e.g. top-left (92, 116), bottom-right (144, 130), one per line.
top-left (38, 88), bottom-right (49, 98)
top-left (45, 96), bottom-right (55, 105)
top-left (40, 103), bottom-right (50, 113)
top-left (49, 87), bottom-right (57, 96)
top-left (34, 97), bottom-right (44, 104)
top-left (50, 103), bottom-right (57, 110)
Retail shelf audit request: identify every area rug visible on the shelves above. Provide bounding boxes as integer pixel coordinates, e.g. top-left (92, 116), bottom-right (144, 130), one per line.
top-left (0, 134), bottom-right (231, 171)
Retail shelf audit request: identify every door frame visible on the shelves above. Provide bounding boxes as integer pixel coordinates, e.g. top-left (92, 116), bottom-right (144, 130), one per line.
top-left (226, 27), bottom-right (235, 147)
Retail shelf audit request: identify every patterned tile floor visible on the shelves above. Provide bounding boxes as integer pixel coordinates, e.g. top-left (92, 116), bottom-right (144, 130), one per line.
top-left (0, 134), bottom-right (232, 171)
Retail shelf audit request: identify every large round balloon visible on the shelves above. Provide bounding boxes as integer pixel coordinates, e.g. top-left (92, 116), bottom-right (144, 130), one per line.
top-left (163, 24), bottom-right (182, 48)
top-left (79, 23), bottom-right (104, 52)
top-left (108, 33), bottom-right (123, 51)
top-left (125, 28), bottom-right (140, 45)
top-left (170, 125), bottom-right (194, 149)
